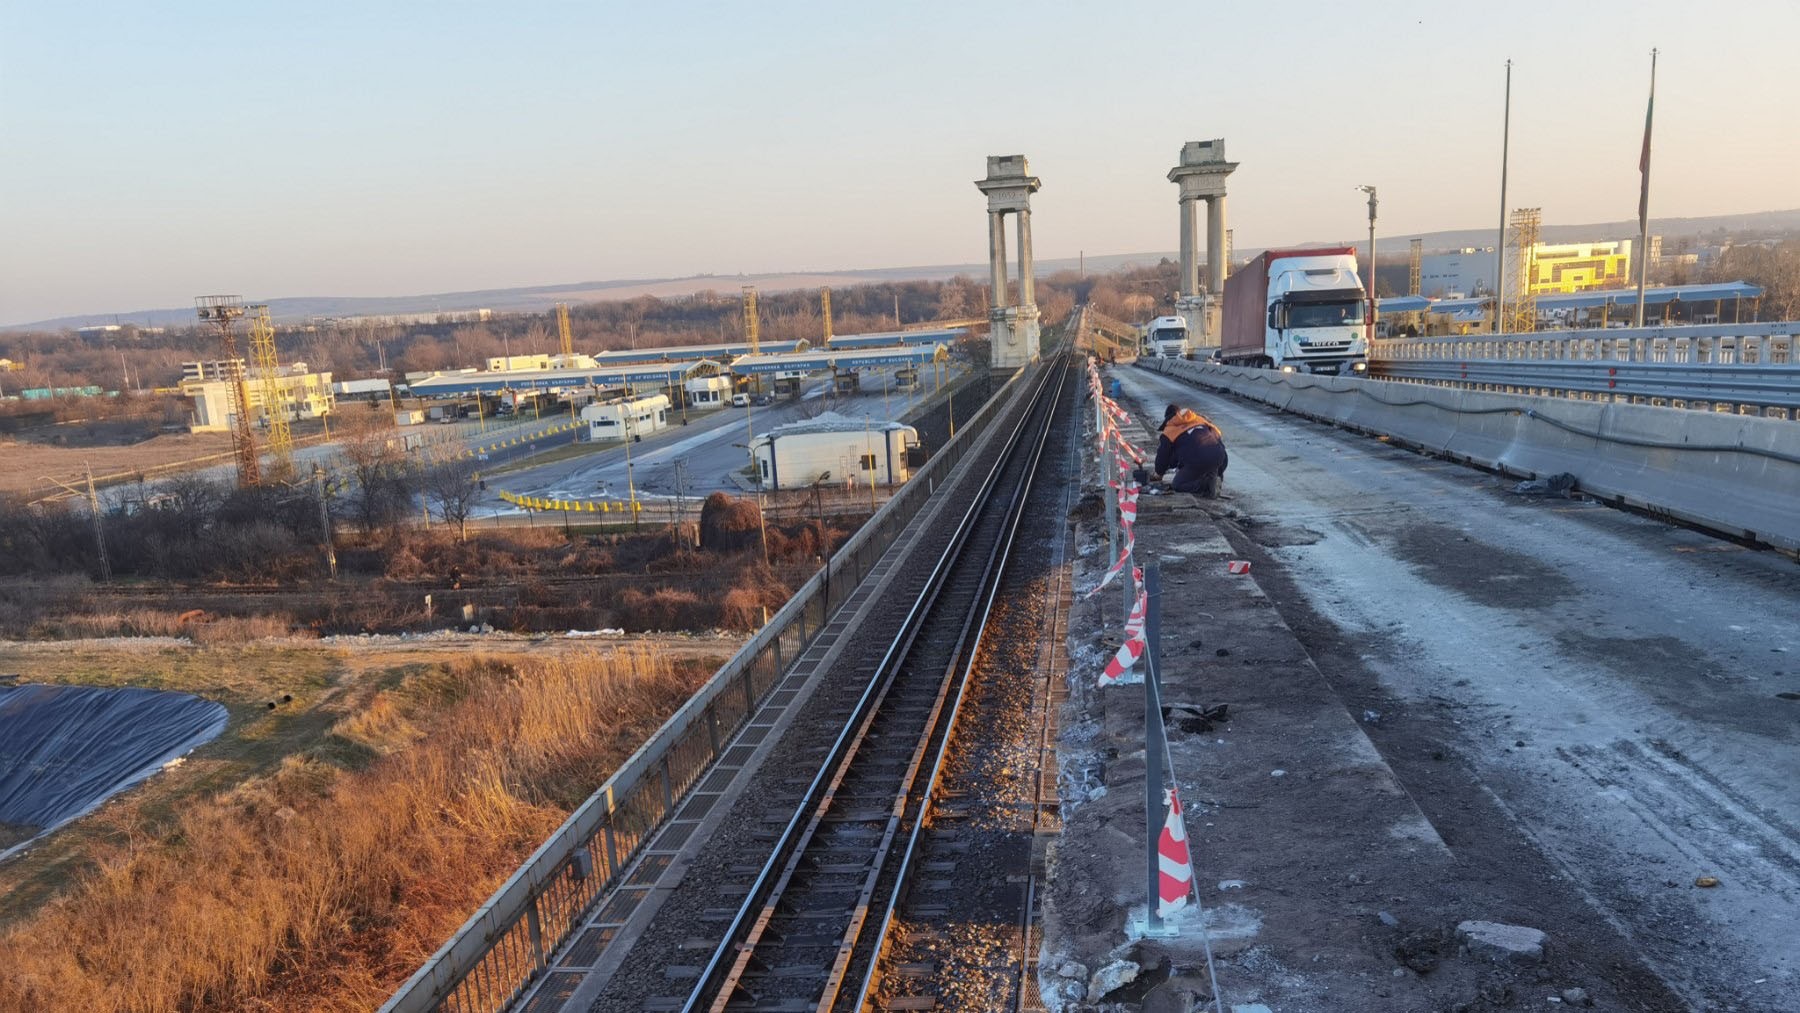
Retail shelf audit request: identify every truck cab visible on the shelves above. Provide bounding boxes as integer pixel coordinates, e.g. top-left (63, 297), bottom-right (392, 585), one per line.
top-left (1145, 316), bottom-right (1190, 359)
top-left (1221, 247), bottom-right (1369, 374)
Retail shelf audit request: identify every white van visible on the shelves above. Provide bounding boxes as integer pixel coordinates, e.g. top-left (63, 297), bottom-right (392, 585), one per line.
top-left (730, 393), bottom-right (751, 408)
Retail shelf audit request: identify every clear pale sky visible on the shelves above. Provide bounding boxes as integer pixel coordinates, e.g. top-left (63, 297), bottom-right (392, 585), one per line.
top-left (4, 0), bottom-right (1796, 325)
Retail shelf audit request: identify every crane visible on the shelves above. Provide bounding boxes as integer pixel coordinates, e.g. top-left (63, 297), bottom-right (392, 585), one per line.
top-left (741, 286), bottom-right (760, 354)
top-left (249, 304), bottom-right (294, 482)
top-left (195, 295), bottom-right (259, 487)
top-left (556, 302), bottom-right (574, 358)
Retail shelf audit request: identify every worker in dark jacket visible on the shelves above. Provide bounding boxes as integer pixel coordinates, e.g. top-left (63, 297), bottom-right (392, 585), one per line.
top-left (1154, 404), bottom-right (1228, 497)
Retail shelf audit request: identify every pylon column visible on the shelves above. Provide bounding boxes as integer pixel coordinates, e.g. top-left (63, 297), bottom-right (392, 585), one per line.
top-left (1206, 195), bottom-right (1228, 298)
top-left (989, 210), bottom-right (1009, 309)
top-left (1016, 208), bottom-right (1035, 308)
top-left (1168, 140), bottom-right (1238, 347)
top-left (975, 155), bottom-right (1042, 372)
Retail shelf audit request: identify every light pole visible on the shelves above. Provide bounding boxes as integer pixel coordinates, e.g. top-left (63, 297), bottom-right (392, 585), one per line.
top-left (1356, 185), bottom-right (1378, 344)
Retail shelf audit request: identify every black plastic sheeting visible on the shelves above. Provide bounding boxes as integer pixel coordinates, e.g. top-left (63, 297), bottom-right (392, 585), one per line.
top-left (0, 684), bottom-right (228, 859)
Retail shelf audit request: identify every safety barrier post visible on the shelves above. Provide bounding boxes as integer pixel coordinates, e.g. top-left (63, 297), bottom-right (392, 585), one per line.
top-left (1143, 562), bottom-right (1167, 936)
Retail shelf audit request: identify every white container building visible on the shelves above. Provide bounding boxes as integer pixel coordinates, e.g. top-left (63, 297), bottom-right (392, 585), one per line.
top-left (581, 393), bottom-right (670, 443)
top-left (750, 412), bottom-right (920, 490)
top-left (684, 374), bottom-right (735, 408)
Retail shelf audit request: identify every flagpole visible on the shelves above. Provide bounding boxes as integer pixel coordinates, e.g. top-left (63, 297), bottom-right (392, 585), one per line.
top-left (1634, 48), bottom-right (1658, 327)
top-left (1495, 59), bottom-right (1512, 333)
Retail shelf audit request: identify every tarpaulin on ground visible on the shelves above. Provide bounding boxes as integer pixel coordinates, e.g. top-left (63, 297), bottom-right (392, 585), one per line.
top-left (0, 684), bottom-right (228, 859)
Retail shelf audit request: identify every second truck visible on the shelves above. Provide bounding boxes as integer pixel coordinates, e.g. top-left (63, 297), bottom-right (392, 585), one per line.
top-left (1219, 246), bottom-right (1370, 374)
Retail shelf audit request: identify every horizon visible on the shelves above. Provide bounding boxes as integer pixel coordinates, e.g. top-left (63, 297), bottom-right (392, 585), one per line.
top-left (5, 1), bottom-right (1797, 325)
top-left (9, 205), bottom-right (1794, 330)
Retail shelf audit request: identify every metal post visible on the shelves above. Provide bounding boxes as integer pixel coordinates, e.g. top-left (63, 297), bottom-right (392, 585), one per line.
top-left (1144, 563), bottom-right (1166, 935)
top-left (85, 463), bottom-right (110, 582)
top-left (1495, 59), bottom-right (1512, 333)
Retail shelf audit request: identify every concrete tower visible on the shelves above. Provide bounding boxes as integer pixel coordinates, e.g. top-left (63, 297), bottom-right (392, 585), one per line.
top-left (975, 155), bottom-right (1042, 371)
top-left (1168, 140), bottom-right (1238, 344)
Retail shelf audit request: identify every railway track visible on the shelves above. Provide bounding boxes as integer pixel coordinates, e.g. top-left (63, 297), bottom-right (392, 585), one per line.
top-left (664, 354), bottom-right (1070, 1013)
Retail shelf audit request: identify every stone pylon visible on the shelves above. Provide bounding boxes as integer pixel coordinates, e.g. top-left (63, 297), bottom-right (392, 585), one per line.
top-left (975, 155), bottom-right (1042, 371)
top-left (1168, 140), bottom-right (1238, 344)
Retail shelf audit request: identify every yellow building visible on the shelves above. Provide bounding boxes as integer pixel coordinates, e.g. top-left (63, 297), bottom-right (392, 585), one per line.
top-left (1527, 240), bottom-right (1632, 294)
top-left (181, 360), bottom-right (335, 433)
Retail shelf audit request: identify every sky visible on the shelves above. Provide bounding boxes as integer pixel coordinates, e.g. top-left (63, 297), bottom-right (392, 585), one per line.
top-left (3, 0), bottom-right (1798, 325)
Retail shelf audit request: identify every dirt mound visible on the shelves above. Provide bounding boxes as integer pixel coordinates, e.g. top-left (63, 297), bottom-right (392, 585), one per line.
top-left (699, 493), bottom-right (764, 553)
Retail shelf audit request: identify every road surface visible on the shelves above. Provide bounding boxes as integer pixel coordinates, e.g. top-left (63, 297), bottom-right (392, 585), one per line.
top-left (1115, 364), bottom-right (1800, 1011)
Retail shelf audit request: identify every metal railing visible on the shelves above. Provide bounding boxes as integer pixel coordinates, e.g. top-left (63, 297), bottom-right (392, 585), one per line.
top-left (1372, 322), bottom-right (1800, 416)
top-left (381, 360), bottom-right (1037, 1013)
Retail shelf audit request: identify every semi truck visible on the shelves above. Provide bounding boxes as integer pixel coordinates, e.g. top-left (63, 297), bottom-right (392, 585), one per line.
top-left (1220, 247), bottom-right (1369, 374)
top-left (1144, 315), bottom-right (1190, 358)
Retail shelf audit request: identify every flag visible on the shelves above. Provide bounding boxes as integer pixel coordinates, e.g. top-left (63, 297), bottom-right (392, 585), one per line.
top-left (1637, 57), bottom-right (1656, 236)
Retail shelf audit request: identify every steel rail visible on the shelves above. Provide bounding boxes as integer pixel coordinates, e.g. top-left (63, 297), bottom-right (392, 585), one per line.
top-left (846, 355), bottom-right (1073, 1013)
top-left (382, 365), bottom-right (1029, 1013)
top-left (683, 355), bottom-right (1068, 1013)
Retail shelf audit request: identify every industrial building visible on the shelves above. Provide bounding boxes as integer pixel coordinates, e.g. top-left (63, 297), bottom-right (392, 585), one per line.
top-left (1420, 240), bottom-right (1644, 299)
top-left (580, 393), bottom-right (671, 442)
top-left (181, 360), bottom-right (335, 433)
top-left (1378, 280), bottom-right (1764, 334)
top-left (823, 327), bottom-right (964, 350)
top-left (406, 359), bottom-right (725, 400)
top-left (750, 412), bottom-right (921, 490)
top-left (590, 340), bottom-right (811, 367)
top-left (485, 353), bottom-right (599, 372)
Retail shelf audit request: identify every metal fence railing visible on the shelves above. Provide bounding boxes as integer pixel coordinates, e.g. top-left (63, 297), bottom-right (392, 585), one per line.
top-left (380, 360), bottom-right (1040, 1013)
top-left (1373, 322), bottom-right (1800, 416)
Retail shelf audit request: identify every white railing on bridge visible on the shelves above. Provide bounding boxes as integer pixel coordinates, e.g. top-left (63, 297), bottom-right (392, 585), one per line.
top-left (1375, 322), bottom-right (1797, 368)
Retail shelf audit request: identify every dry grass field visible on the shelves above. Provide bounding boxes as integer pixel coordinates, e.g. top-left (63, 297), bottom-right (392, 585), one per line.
top-left (0, 636), bottom-right (727, 1012)
top-left (2, 432), bottom-right (237, 498)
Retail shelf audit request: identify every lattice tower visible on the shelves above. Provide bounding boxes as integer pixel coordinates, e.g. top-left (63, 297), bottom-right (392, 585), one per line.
top-left (556, 303), bottom-right (573, 357)
top-left (195, 295), bottom-right (259, 486)
top-left (1409, 238), bottom-right (1423, 296)
top-left (1504, 208), bottom-right (1541, 334)
top-left (249, 305), bottom-right (293, 482)
top-left (820, 288), bottom-right (833, 342)
top-left (741, 286), bottom-right (760, 353)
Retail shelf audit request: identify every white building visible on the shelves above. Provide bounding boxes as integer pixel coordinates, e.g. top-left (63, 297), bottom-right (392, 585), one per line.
top-left (750, 412), bottom-right (920, 491)
top-left (485, 352), bottom-right (598, 372)
top-left (182, 365), bottom-right (335, 433)
top-left (580, 393), bottom-right (670, 443)
top-left (332, 377), bottom-right (392, 399)
top-left (684, 374), bottom-right (735, 407)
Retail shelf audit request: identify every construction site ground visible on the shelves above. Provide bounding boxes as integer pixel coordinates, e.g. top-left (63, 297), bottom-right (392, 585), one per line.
top-left (1038, 369), bottom-right (1698, 1013)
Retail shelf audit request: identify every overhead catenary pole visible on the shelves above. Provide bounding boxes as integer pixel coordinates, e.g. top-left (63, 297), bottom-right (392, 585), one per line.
top-left (1358, 185), bottom-right (1378, 343)
top-left (1633, 49), bottom-right (1659, 327)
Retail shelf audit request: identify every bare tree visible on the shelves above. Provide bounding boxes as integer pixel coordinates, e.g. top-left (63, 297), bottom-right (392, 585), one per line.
top-left (336, 413), bottom-right (416, 533)
top-left (422, 449), bottom-right (481, 541)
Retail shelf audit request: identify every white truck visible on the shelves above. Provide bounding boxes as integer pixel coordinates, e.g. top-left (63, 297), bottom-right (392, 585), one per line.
top-left (1220, 246), bottom-right (1370, 374)
top-left (1144, 315), bottom-right (1190, 358)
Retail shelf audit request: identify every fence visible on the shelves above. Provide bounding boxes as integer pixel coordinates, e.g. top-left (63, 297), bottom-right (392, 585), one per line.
top-left (1373, 323), bottom-right (1800, 416)
top-left (380, 359), bottom-right (1039, 1013)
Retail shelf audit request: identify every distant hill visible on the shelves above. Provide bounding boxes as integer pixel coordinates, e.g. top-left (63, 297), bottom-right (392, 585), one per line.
top-left (14, 208), bottom-right (1798, 331)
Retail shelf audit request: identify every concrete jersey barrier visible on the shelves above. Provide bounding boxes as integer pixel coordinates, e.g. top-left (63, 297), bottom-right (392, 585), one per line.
top-left (1147, 358), bottom-right (1800, 554)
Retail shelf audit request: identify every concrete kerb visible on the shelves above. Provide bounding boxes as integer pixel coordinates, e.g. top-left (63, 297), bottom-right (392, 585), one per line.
top-left (1149, 359), bottom-right (1800, 554)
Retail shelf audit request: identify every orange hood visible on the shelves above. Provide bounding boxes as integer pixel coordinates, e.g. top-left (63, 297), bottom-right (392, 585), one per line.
top-left (1160, 408), bottom-right (1214, 442)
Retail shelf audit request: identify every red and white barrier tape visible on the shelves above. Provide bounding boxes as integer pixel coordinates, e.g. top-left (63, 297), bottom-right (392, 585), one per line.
top-left (1098, 568), bottom-right (1147, 687)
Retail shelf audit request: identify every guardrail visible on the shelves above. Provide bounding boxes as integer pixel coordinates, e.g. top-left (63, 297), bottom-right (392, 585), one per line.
top-left (1146, 357), bottom-right (1800, 554)
top-left (381, 358), bottom-right (1040, 1013)
top-left (1373, 323), bottom-right (1799, 416)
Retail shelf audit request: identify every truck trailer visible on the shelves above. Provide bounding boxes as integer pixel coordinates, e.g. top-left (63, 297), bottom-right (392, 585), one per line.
top-left (1220, 247), bottom-right (1369, 374)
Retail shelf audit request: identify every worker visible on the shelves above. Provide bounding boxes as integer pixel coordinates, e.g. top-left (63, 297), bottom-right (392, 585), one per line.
top-left (1153, 403), bottom-right (1228, 497)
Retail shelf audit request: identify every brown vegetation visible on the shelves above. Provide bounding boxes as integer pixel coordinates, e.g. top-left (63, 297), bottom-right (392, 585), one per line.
top-left (0, 648), bottom-right (710, 1013)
